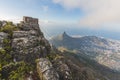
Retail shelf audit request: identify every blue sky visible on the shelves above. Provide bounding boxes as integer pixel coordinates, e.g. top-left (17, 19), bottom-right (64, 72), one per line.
top-left (0, 0), bottom-right (120, 40)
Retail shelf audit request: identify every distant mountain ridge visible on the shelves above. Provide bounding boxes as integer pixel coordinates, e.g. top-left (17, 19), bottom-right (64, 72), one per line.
top-left (50, 32), bottom-right (120, 72)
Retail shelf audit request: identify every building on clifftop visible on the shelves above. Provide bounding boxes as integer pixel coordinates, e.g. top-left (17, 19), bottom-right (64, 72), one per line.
top-left (23, 16), bottom-right (38, 24)
top-left (18, 16), bottom-right (41, 33)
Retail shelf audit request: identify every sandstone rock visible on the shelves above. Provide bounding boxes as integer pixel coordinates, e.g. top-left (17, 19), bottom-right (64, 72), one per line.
top-left (19, 23), bottom-right (40, 32)
top-left (55, 60), bottom-right (72, 80)
top-left (53, 57), bottom-right (78, 80)
top-left (13, 30), bottom-right (39, 38)
top-left (11, 17), bottom-right (51, 62)
top-left (0, 32), bottom-right (8, 48)
top-left (0, 32), bottom-right (8, 39)
top-left (37, 58), bottom-right (59, 80)
top-left (0, 21), bottom-right (7, 28)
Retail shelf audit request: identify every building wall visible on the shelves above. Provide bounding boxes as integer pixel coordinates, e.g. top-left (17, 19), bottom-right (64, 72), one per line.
top-left (23, 16), bottom-right (38, 24)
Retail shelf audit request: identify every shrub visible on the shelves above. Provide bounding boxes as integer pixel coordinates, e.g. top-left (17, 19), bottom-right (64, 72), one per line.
top-left (0, 22), bottom-right (18, 38)
top-left (0, 48), bottom-right (12, 66)
top-left (1, 25), bottom-right (17, 33)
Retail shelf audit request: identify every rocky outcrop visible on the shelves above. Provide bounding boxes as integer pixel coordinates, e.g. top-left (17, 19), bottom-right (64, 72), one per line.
top-left (52, 58), bottom-right (72, 80)
top-left (37, 58), bottom-right (59, 80)
top-left (0, 32), bottom-right (8, 48)
top-left (11, 17), bottom-right (50, 62)
top-left (0, 21), bottom-right (7, 28)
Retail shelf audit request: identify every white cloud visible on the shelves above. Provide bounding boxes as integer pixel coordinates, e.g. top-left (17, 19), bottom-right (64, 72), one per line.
top-left (53, 0), bottom-right (81, 10)
top-left (0, 14), bottom-right (22, 23)
top-left (52, 0), bottom-right (120, 28)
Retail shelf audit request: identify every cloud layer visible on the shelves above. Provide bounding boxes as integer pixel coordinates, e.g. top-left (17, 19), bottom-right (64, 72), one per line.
top-left (52, 0), bottom-right (120, 28)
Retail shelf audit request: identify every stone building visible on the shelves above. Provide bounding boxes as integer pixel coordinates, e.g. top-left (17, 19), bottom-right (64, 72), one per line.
top-left (23, 16), bottom-right (38, 24)
top-left (18, 16), bottom-right (41, 33)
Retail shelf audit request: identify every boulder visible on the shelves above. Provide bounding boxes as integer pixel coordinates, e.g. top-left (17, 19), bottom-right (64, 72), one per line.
top-left (0, 32), bottom-right (8, 48)
top-left (37, 58), bottom-right (59, 80)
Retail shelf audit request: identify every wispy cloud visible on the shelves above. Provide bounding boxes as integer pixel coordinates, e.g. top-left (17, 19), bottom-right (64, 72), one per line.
top-left (52, 0), bottom-right (120, 28)
top-left (0, 13), bottom-right (22, 23)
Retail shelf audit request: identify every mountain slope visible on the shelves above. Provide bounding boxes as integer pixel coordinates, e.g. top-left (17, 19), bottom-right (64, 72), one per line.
top-left (50, 32), bottom-right (120, 80)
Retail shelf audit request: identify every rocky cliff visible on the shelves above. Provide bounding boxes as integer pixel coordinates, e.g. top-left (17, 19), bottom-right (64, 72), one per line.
top-left (0, 17), bottom-right (108, 80)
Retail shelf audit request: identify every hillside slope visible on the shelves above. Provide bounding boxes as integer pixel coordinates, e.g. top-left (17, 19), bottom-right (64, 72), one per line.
top-left (50, 32), bottom-right (120, 80)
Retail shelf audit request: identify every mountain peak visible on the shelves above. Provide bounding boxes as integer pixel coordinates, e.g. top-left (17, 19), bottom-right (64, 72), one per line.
top-left (61, 32), bottom-right (71, 39)
top-left (63, 31), bottom-right (68, 36)
top-left (51, 32), bottom-right (71, 41)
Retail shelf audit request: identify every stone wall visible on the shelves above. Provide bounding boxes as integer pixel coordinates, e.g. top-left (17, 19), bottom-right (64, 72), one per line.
top-left (23, 16), bottom-right (38, 24)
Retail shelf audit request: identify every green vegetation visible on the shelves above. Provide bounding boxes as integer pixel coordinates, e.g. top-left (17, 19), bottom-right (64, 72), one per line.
top-left (1, 61), bottom-right (36, 80)
top-left (3, 38), bottom-right (12, 52)
top-left (0, 48), bottom-right (12, 66)
top-left (0, 22), bottom-right (18, 33)
top-left (0, 21), bottom-right (35, 80)
top-left (47, 49), bottom-right (63, 61)
top-left (47, 53), bottom-right (62, 61)
top-left (0, 62), bottom-right (2, 78)
top-left (0, 22), bottom-right (18, 65)
top-left (9, 62), bottom-right (31, 80)
top-left (0, 21), bottom-right (40, 80)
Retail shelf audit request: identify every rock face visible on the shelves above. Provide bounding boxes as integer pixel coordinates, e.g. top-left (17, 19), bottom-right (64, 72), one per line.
top-left (0, 32), bottom-right (8, 48)
top-left (12, 17), bottom-right (69, 80)
top-left (11, 17), bottom-right (50, 62)
top-left (1, 17), bottom-right (52, 80)
top-left (0, 21), bottom-right (7, 28)
top-left (37, 58), bottom-right (59, 80)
